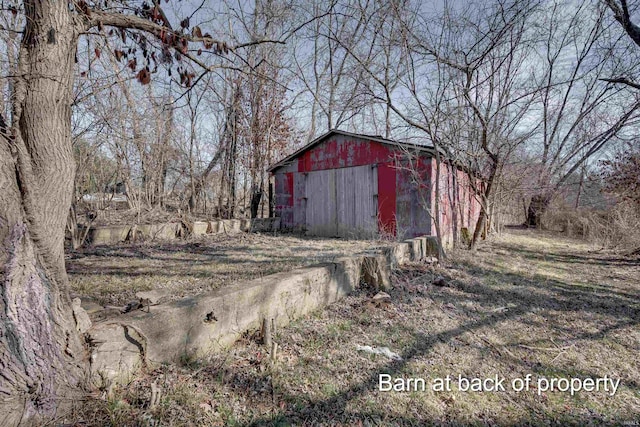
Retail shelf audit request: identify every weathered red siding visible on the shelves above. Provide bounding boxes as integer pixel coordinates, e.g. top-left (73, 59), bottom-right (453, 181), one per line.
top-left (395, 157), bottom-right (432, 238)
top-left (297, 138), bottom-right (394, 172)
top-left (292, 136), bottom-right (400, 235)
top-left (377, 163), bottom-right (396, 235)
top-left (430, 158), bottom-right (480, 246)
top-left (270, 131), bottom-right (481, 244)
top-left (274, 172), bottom-right (295, 227)
top-left (285, 172), bottom-right (294, 206)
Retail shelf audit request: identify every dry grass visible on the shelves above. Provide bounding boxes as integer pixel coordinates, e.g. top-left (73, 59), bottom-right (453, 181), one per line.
top-left (66, 230), bottom-right (640, 426)
top-left (67, 232), bottom-right (392, 306)
top-left (542, 201), bottom-right (640, 254)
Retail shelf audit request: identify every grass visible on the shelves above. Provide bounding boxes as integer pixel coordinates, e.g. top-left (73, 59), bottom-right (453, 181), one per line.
top-left (67, 232), bottom-right (392, 306)
top-left (66, 229), bottom-right (640, 426)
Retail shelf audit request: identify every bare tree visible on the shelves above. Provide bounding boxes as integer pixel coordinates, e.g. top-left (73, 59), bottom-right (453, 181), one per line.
top-left (184, 76), bottom-right (227, 212)
top-left (333, 0), bottom-right (541, 249)
top-left (0, 8), bottom-right (20, 120)
top-left (0, 0), bottom-right (286, 422)
top-left (293, 0), bottom-right (373, 140)
top-left (600, 141), bottom-right (640, 205)
top-left (524, 0), bottom-right (640, 226)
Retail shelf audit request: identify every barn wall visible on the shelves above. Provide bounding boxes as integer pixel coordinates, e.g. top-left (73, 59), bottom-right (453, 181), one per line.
top-left (272, 133), bottom-right (481, 243)
top-left (297, 134), bottom-right (393, 172)
top-left (273, 134), bottom-right (399, 234)
top-left (304, 165), bottom-right (378, 237)
top-left (274, 171), bottom-right (295, 227)
top-left (377, 163), bottom-right (396, 236)
top-left (431, 158), bottom-right (481, 247)
top-left (394, 154), bottom-right (432, 239)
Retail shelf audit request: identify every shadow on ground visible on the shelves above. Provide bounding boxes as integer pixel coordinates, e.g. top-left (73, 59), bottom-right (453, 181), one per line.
top-left (234, 235), bottom-right (640, 425)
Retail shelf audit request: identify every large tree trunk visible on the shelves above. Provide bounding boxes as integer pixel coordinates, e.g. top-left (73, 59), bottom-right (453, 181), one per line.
top-left (1, 2), bottom-right (87, 424)
top-left (250, 186), bottom-right (263, 219)
top-left (526, 194), bottom-right (552, 228)
top-left (432, 154), bottom-right (446, 259)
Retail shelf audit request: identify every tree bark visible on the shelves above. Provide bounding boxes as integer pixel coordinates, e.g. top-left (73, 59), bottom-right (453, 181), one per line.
top-left (432, 154), bottom-right (446, 259)
top-left (150, 101), bottom-right (173, 208)
top-left (526, 194), bottom-right (551, 228)
top-left (1, 2), bottom-right (87, 424)
top-left (250, 187), bottom-right (263, 219)
top-left (470, 167), bottom-right (496, 249)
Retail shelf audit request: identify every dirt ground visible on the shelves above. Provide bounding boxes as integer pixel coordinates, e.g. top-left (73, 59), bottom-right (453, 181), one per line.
top-left (67, 232), bottom-right (392, 306)
top-left (67, 230), bottom-right (640, 426)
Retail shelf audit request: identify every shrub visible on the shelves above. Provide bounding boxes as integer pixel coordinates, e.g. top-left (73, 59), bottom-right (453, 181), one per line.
top-left (542, 200), bottom-right (640, 253)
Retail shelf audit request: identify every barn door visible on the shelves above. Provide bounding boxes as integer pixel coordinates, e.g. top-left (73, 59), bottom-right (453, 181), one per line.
top-left (304, 168), bottom-right (338, 236)
top-left (305, 165), bottom-right (377, 237)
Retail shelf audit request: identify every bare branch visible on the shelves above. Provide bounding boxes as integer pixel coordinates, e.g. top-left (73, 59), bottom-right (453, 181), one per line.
top-left (600, 76), bottom-right (640, 90)
top-left (87, 9), bottom-right (280, 54)
top-left (604, 0), bottom-right (640, 47)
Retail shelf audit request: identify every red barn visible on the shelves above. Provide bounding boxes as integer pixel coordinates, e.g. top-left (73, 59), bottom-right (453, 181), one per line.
top-left (268, 130), bottom-right (481, 245)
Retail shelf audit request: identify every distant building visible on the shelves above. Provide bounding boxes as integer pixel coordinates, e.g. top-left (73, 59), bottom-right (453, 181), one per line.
top-left (268, 130), bottom-right (481, 244)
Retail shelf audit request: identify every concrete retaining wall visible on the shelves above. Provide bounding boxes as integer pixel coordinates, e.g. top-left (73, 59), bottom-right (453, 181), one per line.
top-left (85, 224), bottom-right (133, 245)
top-left (87, 234), bottom-right (439, 386)
top-left (111, 257), bottom-right (363, 364)
top-left (84, 218), bottom-right (281, 245)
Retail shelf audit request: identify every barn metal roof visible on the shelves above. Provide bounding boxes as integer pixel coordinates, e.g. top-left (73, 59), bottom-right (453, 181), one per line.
top-left (267, 129), bottom-right (436, 172)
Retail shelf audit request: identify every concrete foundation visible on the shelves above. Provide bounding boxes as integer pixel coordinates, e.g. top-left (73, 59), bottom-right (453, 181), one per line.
top-left (106, 258), bottom-right (362, 364)
top-left (86, 234), bottom-right (438, 384)
top-left (192, 221), bottom-right (209, 235)
top-left (86, 225), bottom-right (132, 245)
top-left (84, 218), bottom-right (281, 245)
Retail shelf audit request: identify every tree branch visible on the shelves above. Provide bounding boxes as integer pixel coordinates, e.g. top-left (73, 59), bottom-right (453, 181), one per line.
top-left (87, 9), bottom-right (281, 53)
top-left (604, 0), bottom-right (640, 47)
top-left (600, 76), bottom-right (640, 90)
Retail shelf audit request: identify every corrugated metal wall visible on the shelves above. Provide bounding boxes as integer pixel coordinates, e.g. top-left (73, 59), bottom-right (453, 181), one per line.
top-left (305, 165), bottom-right (377, 237)
top-left (274, 172), bottom-right (294, 227)
top-left (431, 158), bottom-right (481, 246)
top-left (395, 158), bottom-right (432, 239)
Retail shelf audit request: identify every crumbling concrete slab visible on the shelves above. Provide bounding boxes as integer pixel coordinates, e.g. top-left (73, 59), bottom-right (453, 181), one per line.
top-left (87, 232), bottom-right (439, 383)
top-left (117, 257), bottom-right (366, 364)
top-left (406, 238), bottom-right (423, 261)
top-left (137, 223), bottom-right (169, 240)
top-left (86, 225), bottom-right (131, 245)
top-left (135, 289), bottom-right (173, 305)
top-left (251, 218), bottom-right (280, 232)
top-left (86, 223), bottom-right (180, 245)
top-left (425, 236), bottom-right (439, 256)
top-left (361, 253), bottom-right (391, 290)
top-left (75, 296), bottom-right (105, 314)
top-left (88, 323), bottom-right (146, 387)
top-left (240, 219), bottom-right (251, 232)
top-left (213, 219), bottom-right (241, 234)
top-left (332, 256), bottom-right (363, 299)
top-left (382, 241), bottom-right (410, 268)
top-left (72, 298), bottom-right (92, 333)
top-left (226, 219), bottom-right (241, 233)
top-left (149, 223), bottom-right (179, 240)
top-left (83, 218), bottom-right (281, 246)
top-left (192, 221), bottom-right (209, 235)
top-left (208, 220), bottom-right (220, 233)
